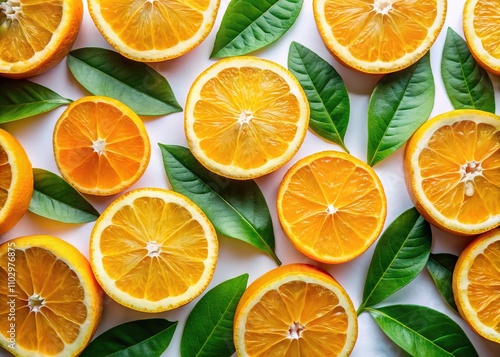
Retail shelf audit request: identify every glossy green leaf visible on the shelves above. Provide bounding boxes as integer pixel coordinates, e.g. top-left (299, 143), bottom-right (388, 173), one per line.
top-left (29, 168), bottom-right (100, 223)
top-left (288, 41), bottom-right (349, 152)
top-left (80, 319), bottom-right (177, 357)
top-left (211, 0), bottom-right (303, 58)
top-left (367, 52), bottom-right (434, 166)
top-left (368, 305), bottom-right (478, 357)
top-left (181, 274), bottom-right (249, 357)
top-left (159, 144), bottom-right (281, 265)
top-left (0, 77), bottom-right (71, 122)
top-left (359, 207), bottom-right (432, 313)
top-left (441, 28), bottom-right (495, 113)
top-left (67, 47), bottom-right (182, 116)
top-left (427, 253), bottom-right (459, 313)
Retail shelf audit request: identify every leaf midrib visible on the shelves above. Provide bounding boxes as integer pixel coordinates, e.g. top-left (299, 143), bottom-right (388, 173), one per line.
top-left (31, 189), bottom-right (98, 219)
top-left (451, 34), bottom-right (476, 108)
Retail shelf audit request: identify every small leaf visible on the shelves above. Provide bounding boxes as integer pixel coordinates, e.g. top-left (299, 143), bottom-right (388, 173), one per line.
top-left (159, 144), bottom-right (281, 265)
top-left (0, 77), bottom-right (72, 122)
top-left (441, 27), bottom-right (495, 113)
top-left (68, 47), bottom-right (182, 116)
top-left (368, 305), bottom-right (478, 357)
top-left (80, 319), bottom-right (177, 357)
top-left (367, 52), bottom-right (435, 166)
top-left (181, 274), bottom-right (249, 357)
top-left (359, 207), bottom-right (432, 313)
top-left (427, 253), bottom-right (459, 313)
top-left (288, 41), bottom-right (349, 152)
top-left (29, 168), bottom-right (100, 223)
top-left (211, 0), bottom-right (304, 58)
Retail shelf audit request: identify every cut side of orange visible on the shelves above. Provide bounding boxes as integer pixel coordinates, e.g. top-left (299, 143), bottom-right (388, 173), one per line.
top-left (234, 264), bottom-right (358, 357)
top-left (0, 0), bottom-right (83, 78)
top-left (453, 228), bottom-right (500, 343)
top-left (404, 109), bottom-right (500, 235)
top-left (185, 56), bottom-right (310, 180)
top-left (0, 235), bottom-right (103, 357)
top-left (53, 96), bottom-right (151, 196)
top-left (277, 151), bottom-right (387, 264)
top-left (90, 188), bottom-right (218, 312)
top-left (87, 0), bottom-right (220, 62)
top-left (463, 0), bottom-right (500, 75)
top-left (313, 0), bottom-right (447, 74)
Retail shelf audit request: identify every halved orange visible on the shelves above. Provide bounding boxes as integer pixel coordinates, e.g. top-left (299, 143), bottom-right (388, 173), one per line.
top-left (453, 228), bottom-right (500, 343)
top-left (0, 0), bottom-right (83, 78)
top-left (404, 109), bottom-right (500, 235)
top-left (0, 235), bottom-right (103, 356)
top-left (90, 187), bottom-right (218, 312)
top-left (277, 151), bottom-right (387, 264)
top-left (87, 0), bottom-right (220, 62)
top-left (313, 0), bottom-right (447, 74)
top-left (53, 96), bottom-right (151, 196)
top-left (234, 264), bottom-right (358, 356)
top-left (185, 56), bottom-right (310, 180)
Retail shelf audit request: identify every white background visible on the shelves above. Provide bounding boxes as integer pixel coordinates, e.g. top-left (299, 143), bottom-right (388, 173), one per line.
top-left (2, 0), bottom-right (500, 356)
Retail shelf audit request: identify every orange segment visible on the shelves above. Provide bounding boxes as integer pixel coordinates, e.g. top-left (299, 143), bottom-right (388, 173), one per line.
top-left (0, 235), bottom-right (102, 356)
top-left (313, 0), bottom-right (447, 73)
top-left (234, 264), bottom-right (358, 356)
top-left (53, 96), bottom-right (151, 196)
top-left (90, 188), bottom-right (218, 312)
top-left (277, 151), bottom-right (387, 264)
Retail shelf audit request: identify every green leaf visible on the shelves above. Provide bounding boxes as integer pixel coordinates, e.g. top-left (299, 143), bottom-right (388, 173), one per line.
top-left (426, 253), bottom-right (459, 313)
top-left (80, 319), bottom-right (177, 357)
top-left (67, 47), bottom-right (182, 116)
top-left (181, 274), bottom-right (249, 357)
top-left (367, 52), bottom-right (435, 166)
top-left (29, 168), bottom-right (100, 223)
top-left (359, 208), bottom-right (432, 313)
top-left (159, 144), bottom-right (281, 265)
top-left (441, 27), bottom-right (495, 113)
top-left (288, 41), bottom-right (349, 152)
top-left (211, 0), bottom-right (304, 58)
top-left (368, 305), bottom-right (478, 357)
top-left (0, 77), bottom-right (71, 122)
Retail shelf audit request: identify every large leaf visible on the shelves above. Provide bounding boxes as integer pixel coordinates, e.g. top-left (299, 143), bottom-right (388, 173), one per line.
top-left (368, 305), bottom-right (478, 357)
top-left (441, 27), bottom-right (495, 113)
top-left (159, 144), bottom-right (281, 265)
top-left (80, 319), bottom-right (177, 357)
top-left (67, 47), bottom-right (182, 116)
top-left (29, 168), bottom-right (100, 223)
top-left (426, 253), bottom-right (459, 313)
top-left (367, 52), bottom-right (434, 166)
top-left (181, 274), bottom-right (249, 357)
top-left (0, 77), bottom-right (71, 122)
top-left (211, 0), bottom-right (303, 58)
top-left (288, 41), bottom-right (349, 152)
top-left (359, 207), bottom-right (432, 313)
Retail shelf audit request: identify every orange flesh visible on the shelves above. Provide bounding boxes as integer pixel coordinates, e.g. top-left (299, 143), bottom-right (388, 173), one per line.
top-left (0, 145), bottom-right (11, 209)
top-left (100, 197), bottom-right (209, 301)
top-left (193, 66), bottom-right (301, 169)
top-left (244, 280), bottom-right (349, 356)
top-left (473, 0), bottom-right (500, 57)
top-left (418, 121), bottom-right (500, 224)
top-left (0, 247), bottom-right (87, 356)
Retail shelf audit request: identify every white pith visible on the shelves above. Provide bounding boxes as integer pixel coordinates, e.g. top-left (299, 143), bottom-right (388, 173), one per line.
top-left (28, 293), bottom-right (46, 313)
top-left (91, 138), bottom-right (107, 155)
top-left (373, 0), bottom-right (393, 15)
top-left (1, 0), bottom-right (21, 22)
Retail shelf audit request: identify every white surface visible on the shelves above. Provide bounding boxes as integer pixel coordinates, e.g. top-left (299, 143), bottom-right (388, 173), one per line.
top-left (2, 1), bottom-right (500, 356)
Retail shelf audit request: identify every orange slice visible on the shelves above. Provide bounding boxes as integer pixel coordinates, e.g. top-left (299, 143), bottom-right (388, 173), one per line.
top-left (277, 151), bottom-right (387, 264)
top-left (234, 264), bottom-right (358, 356)
top-left (0, 235), bottom-right (103, 356)
top-left (0, 128), bottom-right (33, 235)
top-left (404, 109), bottom-right (500, 235)
top-left (87, 0), bottom-right (220, 62)
top-left (185, 56), bottom-right (310, 180)
top-left (0, 0), bottom-right (83, 78)
top-left (89, 187), bottom-right (218, 312)
top-left (313, 0), bottom-right (447, 74)
top-left (453, 228), bottom-right (500, 343)
top-left (53, 96), bottom-right (151, 196)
